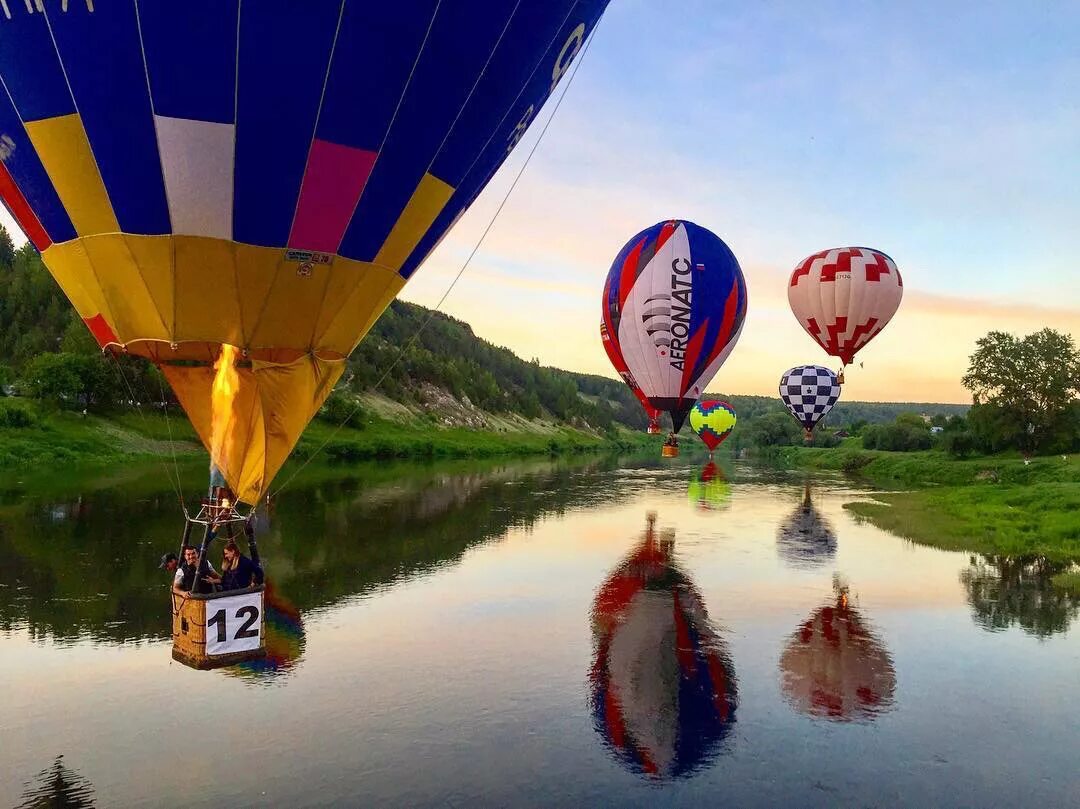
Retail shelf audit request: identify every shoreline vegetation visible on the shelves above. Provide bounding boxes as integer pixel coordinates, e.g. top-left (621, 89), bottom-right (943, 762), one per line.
top-left (764, 445), bottom-right (1080, 563)
top-left (0, 397), bottom-right (655, 484)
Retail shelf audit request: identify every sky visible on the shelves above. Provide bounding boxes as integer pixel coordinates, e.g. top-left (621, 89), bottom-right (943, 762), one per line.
top-left (3, 0), bottom-right (1077, 404)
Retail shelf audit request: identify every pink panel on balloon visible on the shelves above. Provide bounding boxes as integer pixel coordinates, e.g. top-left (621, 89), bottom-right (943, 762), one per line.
top-left (288, 139), bottom-right (377, 253)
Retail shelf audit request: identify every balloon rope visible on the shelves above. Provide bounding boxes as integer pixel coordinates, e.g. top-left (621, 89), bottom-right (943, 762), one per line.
top-left (268, 24), bottom-right (602, 502)
top-left (155, 370), bottom-right (188, 511)
top-left (105, 350), bottom-right (188, 516)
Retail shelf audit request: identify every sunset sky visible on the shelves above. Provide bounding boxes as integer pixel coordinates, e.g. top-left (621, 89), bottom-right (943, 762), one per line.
top-left (3, 1), bottom-right (1077, 404)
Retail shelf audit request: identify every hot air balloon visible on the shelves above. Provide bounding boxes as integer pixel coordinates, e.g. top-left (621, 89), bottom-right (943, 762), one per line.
top-left (687, 462), bottom-right (731, 512)
top-left (779, 365), bottom-right (840, 441)
top-left (779, 578), bottom-right (896, 722)
top-left (776, 482), bottom-right (837, 569)
top-left (589, 512), bottom-right (737, 778)
top-left (688, 399), bottom-right (737, 456)
top-left (787, 247), bottom-right (902, 382)
top-left (602, 220), bottom-right (748, 457)
top-left (600, 319), bottom-right (663, 434)
top-left (0, 0), bottom-right (611, 507)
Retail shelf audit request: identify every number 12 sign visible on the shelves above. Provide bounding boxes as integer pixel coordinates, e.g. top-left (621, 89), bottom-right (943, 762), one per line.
top-left (206, 591), bottom-right (263, 656)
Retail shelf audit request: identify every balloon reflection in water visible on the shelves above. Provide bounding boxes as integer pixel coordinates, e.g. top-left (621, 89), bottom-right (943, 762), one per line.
top-left (589, 513), bottom-right (737, 779)
top-left (223, 581), bottom-right (305, 683)
top-left (687, 462), bottom-right (731, 512)
top-left (16, 755), bottom-right (95, 809)
top-left (780, 577), bottom-right (896, 721)
top-left (776, 482), bottom-right (837, 568)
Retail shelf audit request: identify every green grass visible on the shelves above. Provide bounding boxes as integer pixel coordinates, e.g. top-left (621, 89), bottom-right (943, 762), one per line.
top-left (0, 398), bottom-right (653, 484)
top-left (768, 445), bottom-right (1080, 487)
top-left (1050, 571), bottom-right (1080, 596)
top-left (845, 483), bottom-right (1080, 561)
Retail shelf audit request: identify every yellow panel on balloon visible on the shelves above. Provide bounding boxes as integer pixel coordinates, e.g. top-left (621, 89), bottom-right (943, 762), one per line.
top-left (24, 114), bottom-right (119, 237)
top-left (40, 240), bottom-right (115, 328)
top-left (314, 258), bottom-right (405, 355)
top-left (173, 236), bottom-right (245, 348)
top-left (246, 255), bottom-right (335, 352)
top-left (82, 234), bottom-right (170, 342)
top-left (123, 235), bottom-right (175, 337)
top-left (374, 173), bottom-right (454, 272)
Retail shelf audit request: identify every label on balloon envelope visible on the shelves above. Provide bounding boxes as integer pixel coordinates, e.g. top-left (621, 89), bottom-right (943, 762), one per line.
top-left (284, 250), bottom-right (333, 265)
top-left (205, 591), bottom-right (263, 656)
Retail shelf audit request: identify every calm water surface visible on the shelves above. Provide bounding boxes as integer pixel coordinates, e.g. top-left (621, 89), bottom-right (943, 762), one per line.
top-left (2, 457), bottom-right (1078, 807)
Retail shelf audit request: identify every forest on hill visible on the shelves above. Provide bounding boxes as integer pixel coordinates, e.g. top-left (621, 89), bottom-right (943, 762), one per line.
top-left (0, 226), bottom-right (967, 437)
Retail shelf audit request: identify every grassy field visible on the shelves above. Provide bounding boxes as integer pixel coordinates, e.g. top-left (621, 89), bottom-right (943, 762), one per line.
top-left (766, 443), bottom-right (1080, 487)
top-left (766, 442), bottom-right (1080, 562)
top-left (845, 483), bottom-right (1080, 561)
top-left (0, 397), bottom-right (653, 483)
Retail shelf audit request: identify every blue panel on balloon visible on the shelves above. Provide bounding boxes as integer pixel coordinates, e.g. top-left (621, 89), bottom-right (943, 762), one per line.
top-left (338, 0), bottom-right (514, 262)
top-left (0, 11), bottom-right (75, 122)
top-left (138, 0), bottom-right (240, 124)
top-left (48, 2), bottom-right (170, 235)
top-left (233, 0), bottom-right (340, 247)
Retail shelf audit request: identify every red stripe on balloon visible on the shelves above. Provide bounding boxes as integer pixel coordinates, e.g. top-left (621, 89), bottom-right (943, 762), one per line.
top-left (0, 163), bottom-right (51, 250)
top-left (618, 237), bottom-right (645, 310)
top-left (83, 314), bottom-right (118, 348)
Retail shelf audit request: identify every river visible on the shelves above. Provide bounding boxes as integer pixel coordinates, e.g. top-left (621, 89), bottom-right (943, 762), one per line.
top-left (2, 456), bottom-right (1078, 807)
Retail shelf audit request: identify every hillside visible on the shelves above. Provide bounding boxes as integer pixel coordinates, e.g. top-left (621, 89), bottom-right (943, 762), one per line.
top-left (0, 227), bottom-right (968, 434)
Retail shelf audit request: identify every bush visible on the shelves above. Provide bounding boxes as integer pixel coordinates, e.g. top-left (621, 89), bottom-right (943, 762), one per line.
top-left (942, 430), bottom-right (976, 459)
top-left (318, 391), bottom-right (366, 429)
top-left (0, 400), bottom-right (35, 428)
top-left (863, 419), bottom-right (933, 452)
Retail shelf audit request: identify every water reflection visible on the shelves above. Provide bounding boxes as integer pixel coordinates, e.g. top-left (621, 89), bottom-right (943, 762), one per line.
top-left (15, 755), bottom-right (95, 808)
top-left (589, 512), bottom-right (737, 779)
top-left (779, 577), bottom-right (896, 722)
top-left (221, 581), bottom-right (306, 683)
top-left (686, 462), bottom-right (731, 512)
top-left (0, 457), bottom-right (635, 647)
top-left (776, 481), bottom-right (837, 569)
top-left (960, 555), bottom-right (1080, 638)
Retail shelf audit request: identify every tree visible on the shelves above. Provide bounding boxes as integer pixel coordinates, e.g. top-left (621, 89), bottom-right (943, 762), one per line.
top-left (961, 329), bottom-right (1080, 454)
top-left (21, 352), bottom-right (113, 410)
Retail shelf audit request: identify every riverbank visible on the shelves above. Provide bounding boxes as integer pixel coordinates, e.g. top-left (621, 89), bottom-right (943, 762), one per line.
top-left (766, 444), bottom-right (1080, 561)
top-left (0, 399), bottom-right (653, 482)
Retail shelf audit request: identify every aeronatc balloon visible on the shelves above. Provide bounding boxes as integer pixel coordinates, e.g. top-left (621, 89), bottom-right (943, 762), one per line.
top-left (600, 319), bottom-right (662, 434)
top-left (0, 0), bottom-right (610, 504)
top-left (787, 247), bottom-right (902, 379)
top-left (779, 365), bottom-right (841, 440)
top-left (688, 399), bottom-right (737, 455)
top-left (602, 220), bottom-right (748, 435)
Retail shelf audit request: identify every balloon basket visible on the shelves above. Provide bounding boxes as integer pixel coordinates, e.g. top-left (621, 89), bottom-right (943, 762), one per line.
top-left (171, 585), bottom-right (266, 670)
top-left (661, 445), bottom-right (680, 458)
top-left (647, 424), bottom-right (662, 435)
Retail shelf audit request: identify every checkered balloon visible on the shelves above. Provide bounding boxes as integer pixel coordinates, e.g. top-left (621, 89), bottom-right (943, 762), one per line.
top-left (779, 365), bottom-right (841, 433)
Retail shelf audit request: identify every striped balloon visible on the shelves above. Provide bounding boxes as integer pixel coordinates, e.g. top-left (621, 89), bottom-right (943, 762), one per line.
top-left (688, 399), bottom-right (737, 453)
top-left (0, 1), bottom-right (610, 503)
top-left (788, 247), bottom-right (903, 368)
top-left (601, 220), bottom-right (748, 433)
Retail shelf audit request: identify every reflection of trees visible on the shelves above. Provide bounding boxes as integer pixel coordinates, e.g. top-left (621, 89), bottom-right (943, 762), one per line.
top-left (0, 455), bottom-right (633, 644)
top-left (589, 513), bottom-right (737, 779)
top-left (776, 483), bottom-right (837, 569)
top-left (960, 555), bottom-right (1080, 638)
top-left (16, 755), bottom-right (95, 808)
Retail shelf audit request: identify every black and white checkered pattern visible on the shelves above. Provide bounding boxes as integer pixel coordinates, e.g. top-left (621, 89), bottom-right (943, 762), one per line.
top-left (779, 365), bottom-right (840, 429)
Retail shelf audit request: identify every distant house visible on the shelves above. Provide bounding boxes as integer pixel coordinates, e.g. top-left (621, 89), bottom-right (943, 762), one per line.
top-left (930, 426), bottom-right (944, 435)
top-left (834, 429), bottom-right (850, 438)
